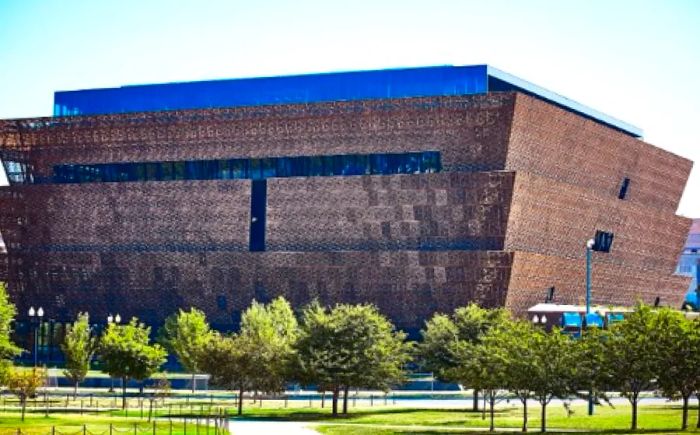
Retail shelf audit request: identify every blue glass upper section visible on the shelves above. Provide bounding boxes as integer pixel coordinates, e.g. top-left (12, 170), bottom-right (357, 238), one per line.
top-left (53, 65), bottom-right (642, 137)
top-left (54, 65), bottom-right (487, 116)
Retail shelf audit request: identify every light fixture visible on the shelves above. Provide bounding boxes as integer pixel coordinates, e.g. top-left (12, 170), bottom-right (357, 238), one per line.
top-left (532, 314), bottom-right (539, 323)
top-left (28, 306), bottom-right (35, 317)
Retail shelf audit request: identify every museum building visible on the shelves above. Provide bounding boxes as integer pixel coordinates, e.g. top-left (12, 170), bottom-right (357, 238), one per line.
top-left (0, 65), bottom-right (692, 347)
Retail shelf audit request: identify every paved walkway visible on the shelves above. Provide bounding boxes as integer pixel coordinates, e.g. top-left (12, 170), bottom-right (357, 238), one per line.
top-left (228, 420), bottom-right (319, 434)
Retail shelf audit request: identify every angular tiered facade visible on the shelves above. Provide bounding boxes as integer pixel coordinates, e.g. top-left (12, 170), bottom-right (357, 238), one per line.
top-left (0, 66), bottom-right (692, 336)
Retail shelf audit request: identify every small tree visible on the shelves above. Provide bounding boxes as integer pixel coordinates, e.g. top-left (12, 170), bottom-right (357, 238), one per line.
top-left (61, 312), bottom-right (97, 397)
top-left (239, 297), bottom-right (299, 395)
top-left (604, 304), bottom-right (661, 431)
top-left (0, 283), bottom-right (21, 363)
top-left (158, 308), bottom-right (214, 393)
top-left (199, 332), bottom-right (256, 416)
top-left (575, 326), bottom-right (613, 415)
top-left (495, 319), bottom-right (539, 432)
top-left (295, 302), bottom-right (411, 417)
top-left (6, 367), bottom-right (47, 421)
top-left (654, 308), bottom-right (700, 430)
top-left (418, 304), bottom-right (508, 412)
top-left (527, 328), bottom-right (577, 433)
top-left (199, 297), bottom-right (299, 416)
top-left (98, 318), bottom-right (167, 408)
top-left (447, 339), bottom-right (507, 431)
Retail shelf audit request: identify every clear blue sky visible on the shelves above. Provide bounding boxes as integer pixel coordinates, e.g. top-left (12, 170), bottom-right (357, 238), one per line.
top-left (1, 0), bottom-right (698, 217)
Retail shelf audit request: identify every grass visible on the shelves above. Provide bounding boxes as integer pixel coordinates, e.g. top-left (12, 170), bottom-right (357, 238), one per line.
top-left (307, 403), bottom-right (700, 434)
top-left (0, 412), bottom-right (207, 434)
top-left (1, 394), bottom-right (700, 434)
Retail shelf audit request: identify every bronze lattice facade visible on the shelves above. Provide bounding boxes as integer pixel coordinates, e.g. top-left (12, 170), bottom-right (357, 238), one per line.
top-left (0, 68), bottom-right (693, 334)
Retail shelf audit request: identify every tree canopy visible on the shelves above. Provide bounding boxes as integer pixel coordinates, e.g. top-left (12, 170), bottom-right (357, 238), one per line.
top-left (295, 302), bottom-right (411, 416)
top-left (98, 318), bottom-right (167, 408)
top-left (158, 308), bottom-right (214, 392)
top-left (61, 312), bottom-right (97, 397)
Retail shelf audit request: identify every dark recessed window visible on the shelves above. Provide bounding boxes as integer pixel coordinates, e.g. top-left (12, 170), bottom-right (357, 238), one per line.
top-left (618, 177), bottom-right (630, 199)
top-left (51, 150), bottom-right (443, 184)
top-left (593, 230), bottom-right (614, 253)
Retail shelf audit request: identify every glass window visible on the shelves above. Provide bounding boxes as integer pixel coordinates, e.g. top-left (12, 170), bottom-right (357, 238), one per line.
top-left (230, 159), bottom-right (248, 179)
top-left (422, 151), bottom-right (440, 173)
top-left (145, 163), bottom-right (159, 181)
top-left (217, 160), bottom-right (230, 179)
top-left (135, 164), bottom-right (147, 181)
top-left (403, 153), bottom-right (421, 174)
top-left (249, 159), bottom-right (262, 180)
top-left (161, 162), bottom-right (174, 181)
top-left (276, 157), bottom-right (292, 178)
top-left (307, 156), bottom-right (322, 176)
top-left (261, 158), bottom-right (276, 178)
top-left (50, 151), bottom-right (442, 183)
top-left (370, 154), bottom-right (389, 175)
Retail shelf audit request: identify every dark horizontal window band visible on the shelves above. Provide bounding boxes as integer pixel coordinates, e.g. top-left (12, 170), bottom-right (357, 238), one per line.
top-left (50, 151), bottom-right (441, 184)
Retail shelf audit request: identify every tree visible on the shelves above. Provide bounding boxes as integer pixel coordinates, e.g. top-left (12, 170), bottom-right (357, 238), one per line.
top-left (239, 297), bottom-right (299, 395)
top-left (295, 302), bottom-right (411, 417)
top-left (158, 308), bottom-right (214, 393)
top-left (604, 304), bottom-right (661, 431)
top-left (418, 304), bottom-right (508, 412)
top-left (574, 326), bottom-right (612, 416)
top-left (199, 297), bottom-right (299, 416)
top-left (654, 308), bottom-right (700, 430)
top-left (494, 319), bottom-right (539, 432)
top-left (199, 332), bottom-right (257, 415)
top-left (61, 312), bottom-right (97, 397)
top-left (6, 367), bottom-right (46, 421)
top-left (98, 318), bottom-right (167, 408)
top-left (526, 327), bottom-right (577, 432)
top-left (447, 338), bottom-right (507, 431)
top-left (0, 283), bottom-right (21, 363)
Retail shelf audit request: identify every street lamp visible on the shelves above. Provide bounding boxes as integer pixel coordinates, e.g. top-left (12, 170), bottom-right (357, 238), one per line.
top-left (28, 306), bottom-right (44, 367)
top-left (586, 239), bottom-right (595, 315)
top-left (585, 238), bottom-right (595, 416)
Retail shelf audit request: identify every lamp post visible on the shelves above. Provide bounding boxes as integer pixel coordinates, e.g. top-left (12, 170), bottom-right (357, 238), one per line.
top-left (28, 306), bottom-right (44, 367)
top-left (585, 238), bottom-right (595, 416)
top-left (586, 239), bottom-right (595, 315)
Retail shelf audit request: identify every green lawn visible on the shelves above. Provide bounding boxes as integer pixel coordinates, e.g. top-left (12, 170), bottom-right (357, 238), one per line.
top-left (1, 396), bottom-right (699, 434)
top-left (307, 403), bottom-right (700, 434)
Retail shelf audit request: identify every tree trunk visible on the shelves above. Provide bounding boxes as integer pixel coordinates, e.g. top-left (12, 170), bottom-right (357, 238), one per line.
top-left (74, 381), bottom-right (79, 399)
top-left (331, 386), bottom-right (339, 417)
top-left (540, 401), bottom-right (547, 433)
top-left (122, 377), bottom-right (127, 409)
top-left (521, 398), bottom-right (528, 432)
top-left (697, 393), bottom-right (700, 429)
top-left (682, 395), bottom-right (689, 430)
top-left (321, 391), bottom-right (325, 408)
top-left (342, 385), bottom-right (350, 415)
top-left (489, 392), bottom-right (495, 432)
top-left (20, 398), bottom-right (26, 422)
top-left (191, 372), bottom-right (196, 394)
top-left (631, 398), bottom-right (638, 431)
top-left (472, 389), bottom-right (479, 412)
top-left (237, 388), bottom-right (244, 415)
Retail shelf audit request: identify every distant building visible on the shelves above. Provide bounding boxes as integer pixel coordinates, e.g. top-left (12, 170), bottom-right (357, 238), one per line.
top-left (678, 219), bottom-right (700, 308)
top-left (0, 65), bottom-right (692, 344)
